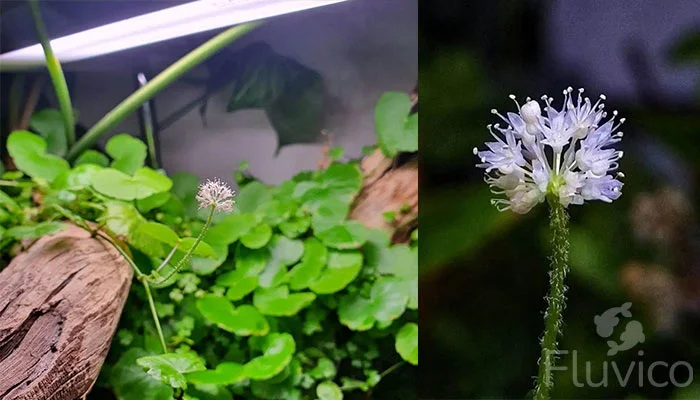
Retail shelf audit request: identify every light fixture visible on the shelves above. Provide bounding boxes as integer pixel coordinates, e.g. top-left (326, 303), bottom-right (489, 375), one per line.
top-left (0, 0), bottom-right (349, 71)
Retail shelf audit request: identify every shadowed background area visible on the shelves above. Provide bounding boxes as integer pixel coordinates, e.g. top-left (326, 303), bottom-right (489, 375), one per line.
top-left (420, 0), bottom-right (700, 398)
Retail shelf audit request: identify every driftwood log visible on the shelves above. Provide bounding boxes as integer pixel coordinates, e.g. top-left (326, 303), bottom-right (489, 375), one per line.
top-left (0, 225), bottom-right (132, 400)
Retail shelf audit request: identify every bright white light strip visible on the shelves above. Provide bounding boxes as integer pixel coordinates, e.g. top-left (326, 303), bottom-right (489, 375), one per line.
top-left (0, 0), bottom-right (349, 70)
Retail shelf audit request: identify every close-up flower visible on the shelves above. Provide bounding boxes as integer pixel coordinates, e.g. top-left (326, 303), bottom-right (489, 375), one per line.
top-left (196, 178), bottom-right (235, 213)
top-left (474, 87), bottom-right (625, 214)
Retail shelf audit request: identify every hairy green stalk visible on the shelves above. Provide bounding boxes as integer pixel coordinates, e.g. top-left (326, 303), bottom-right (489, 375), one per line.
top-left (66, 22), bottom-right (260, 161)
top-left (150, 205), bottom-right (215, 284)
top-left (28, 0), bottom-right (75, 146)
top-left (534, 195), bottom-right (570, 400)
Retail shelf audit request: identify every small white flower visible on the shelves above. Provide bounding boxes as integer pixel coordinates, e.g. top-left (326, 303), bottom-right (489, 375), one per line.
top-left (475, 87), bottom-right (624, 214)
top-left (196, 178), bottom-right (235, 213)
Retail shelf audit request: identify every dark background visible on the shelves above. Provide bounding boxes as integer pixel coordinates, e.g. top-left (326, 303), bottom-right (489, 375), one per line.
top-left (419, 0), bottom-right (700, 398)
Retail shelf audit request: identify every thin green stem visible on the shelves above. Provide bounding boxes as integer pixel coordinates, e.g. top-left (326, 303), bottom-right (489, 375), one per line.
top-left (380, 361), bottom-right (405, 379)
top-left (66, 22), bottom-right (260, 161)
top-left (142, 278), bottom-right (168, 353)
top-left (51, 204), bottom-right (167, 354)
top-left (95, 232), bottom-right (145, 277)
top-left (28, 0), bottom-right (75, 146)
top-left (534, 197), bottom-right (570, 400)
top-left (152, 243), bottom-right (180, 276)
top-left (0, 180), bottom-right (33, 187)
top-left (150, 205), bottom-right (215, 284)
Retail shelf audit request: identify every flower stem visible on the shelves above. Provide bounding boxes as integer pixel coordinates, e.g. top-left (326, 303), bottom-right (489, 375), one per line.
top-left (65, 22), bottom-right (260, 161)
top-left (141, 278), bottom-right (168, 353)
top-left (149, 205), bottom-right (215, 284)
top-left (534, 196), bottom-right (570, 400)
top-left (28, 0), bottom-right (75, 146)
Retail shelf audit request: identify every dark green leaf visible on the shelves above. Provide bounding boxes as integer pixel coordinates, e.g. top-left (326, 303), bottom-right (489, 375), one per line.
top-left (74, 150), bottom-right (110, 167)
top-left (29, 109), bottom-right (67, 156)
top-left (106, 134), bottom-right (148, 175)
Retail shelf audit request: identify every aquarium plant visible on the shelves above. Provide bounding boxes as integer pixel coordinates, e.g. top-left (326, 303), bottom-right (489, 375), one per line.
top-left (0, 2), bottom-right (417, 399)
top-left (473, 87), bottom-right (625, 399)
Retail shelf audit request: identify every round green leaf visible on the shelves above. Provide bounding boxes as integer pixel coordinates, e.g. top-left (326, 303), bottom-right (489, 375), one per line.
top-left (100, 201), bottom-right (145, 236)
top-left (317, 163), bottom-right (362, 193)
top-left (337, 276), bottom-right (409, 331)
top-left (29, 109), bottom-right (67, 156)
top-left (278, 215), bottom-right (310, 238)
top-left (136, 222), bottom-right (179, 246)
top-left (243, 333), bottom-right (296, 380)
top-left (259, 199), bottom-right (297, 226)
top-left (316, 381), bottom-right (343, 400)
top-left (178, 237), bottom-right (218, 258)
top-left (196, 294), bottom-right (269, 336)
top-left (337, 293), bottom-right (375, 331)
top-left (205, 213), bottom-right (257, 245)
top-left (308, 250), bottom-right (362, 294)
top-left (191, 243), bottom-right (229, 275)
top-left (7, 130), bottom-right (69, 182)
top-left (287, 238), bottom-right (327, 290)
top-left (253, 286), bottom-right (316, 316)
top-left (74, 149), bottom-right (110, 167)
top-left (110, 348), bottom-right (173, 400)
top-left (137, 352), bottom-right (206, 389)
top-left (136, 192), bottom-right (172, 213)
top-left (395, 323), bottom-right (418, 365)
top-left (315, 221), bottom-right (368, 249)
top-left (53, 164), bottom-right (102, 191)
top-left (241, 223), bottom-right (273, 249)
top-left (258, 235), bottom-right (304, 288)
top-left (309, 358), bottom-right (337, 380)
top-left (370, 277), bottom-right (409, 325)
top-left (91, 167), bottom-right (172, 200)
top-left (375, 91), bottom-right (417, 157)
top-left (185, 362), bottom-right (245, 385)
top-left (5, 221), bottom-right (66, 240)
top-left (311, 198), bottom-right (349, 233)
top-left (106, 134), bottom-right (147, 174)
top-left (237, 182), bottom-right (272, 213)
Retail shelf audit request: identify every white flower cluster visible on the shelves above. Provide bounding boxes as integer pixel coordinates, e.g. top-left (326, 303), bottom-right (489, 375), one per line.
top-left (196, 178), bottom-right (235, 213)
top-left (474, 87), bottom-right (625, 214)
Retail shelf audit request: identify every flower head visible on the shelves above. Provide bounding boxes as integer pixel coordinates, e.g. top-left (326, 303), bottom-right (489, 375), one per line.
top-left (474, 87), bottom-right (624, 214)
top-left (196, 178), bottom-right (235, 213)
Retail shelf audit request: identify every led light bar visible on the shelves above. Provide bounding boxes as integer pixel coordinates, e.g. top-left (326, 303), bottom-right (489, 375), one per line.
top-left (0, 0), bottom-right (349, 70)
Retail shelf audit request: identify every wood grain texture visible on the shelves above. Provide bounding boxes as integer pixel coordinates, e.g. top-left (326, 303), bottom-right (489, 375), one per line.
top-left (349, 149), bottom-right (418, 243)
top-left (0, 224), bottom-right (132, 400)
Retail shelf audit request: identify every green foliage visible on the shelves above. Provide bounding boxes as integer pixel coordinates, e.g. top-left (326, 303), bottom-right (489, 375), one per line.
top-left (7, 130), bottom-right (69, 182)
top-left (375, 92), bottom-right (418, 157)
top-left (106, 134), bottom-right (148, 174)
top-left (225, 42), bottom-right (326, 150)
top-left (29, 108), bottom-right (68, 156)
top-left (0, 90), bottom-right (417, 399)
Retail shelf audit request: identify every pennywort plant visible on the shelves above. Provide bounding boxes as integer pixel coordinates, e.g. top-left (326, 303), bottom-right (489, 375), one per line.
top-left (474, 87), bottom-right (625, 399)
top-left (0, 3), bottom-right (417, 398)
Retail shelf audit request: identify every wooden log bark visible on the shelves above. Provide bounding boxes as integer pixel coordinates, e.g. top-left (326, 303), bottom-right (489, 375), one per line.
top-left (349, 87), bottom-right (418, 243)
top-left (349, 149), bottom-right (418, 243)
top-left (0, 224), bottom-right (132, 400)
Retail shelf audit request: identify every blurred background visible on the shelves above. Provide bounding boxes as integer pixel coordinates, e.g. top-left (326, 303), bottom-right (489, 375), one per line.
top-left (420, 0), bottom-right (700, 399)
